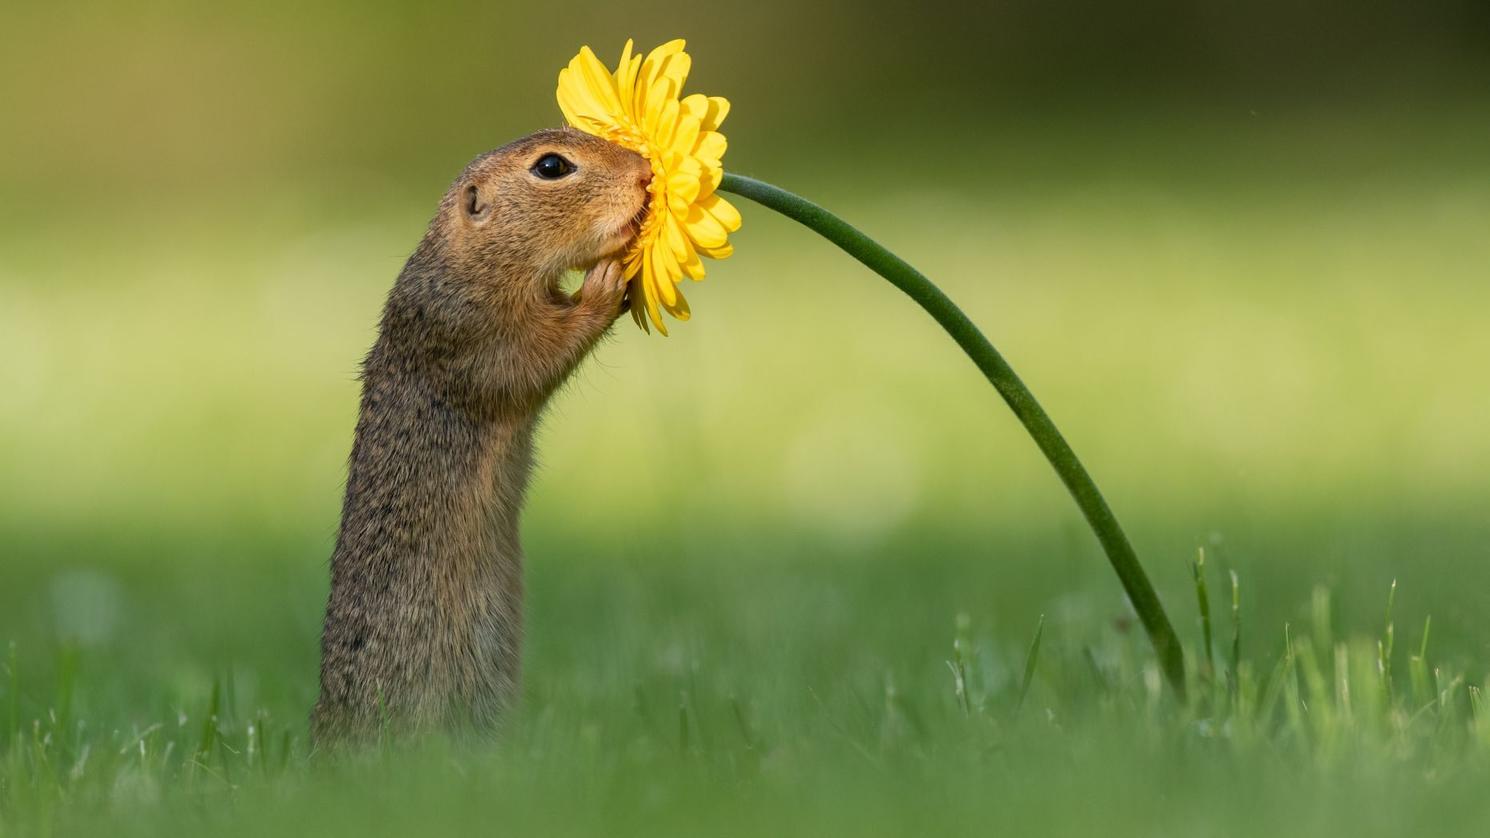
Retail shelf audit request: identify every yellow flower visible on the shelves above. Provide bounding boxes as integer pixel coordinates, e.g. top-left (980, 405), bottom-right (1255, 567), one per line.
top-left (557, 39), bottom-right (741, 334)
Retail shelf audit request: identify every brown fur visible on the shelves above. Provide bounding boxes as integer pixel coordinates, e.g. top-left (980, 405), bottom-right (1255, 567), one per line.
top-left (312, 129), bottom-right (651, 743)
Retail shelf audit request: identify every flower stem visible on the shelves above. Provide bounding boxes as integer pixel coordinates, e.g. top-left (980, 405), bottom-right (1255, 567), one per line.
top-left (719, 172), bottom-right (1187, 698)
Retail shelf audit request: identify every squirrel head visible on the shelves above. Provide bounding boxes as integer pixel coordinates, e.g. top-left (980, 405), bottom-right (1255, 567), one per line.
top-left (443, 128), bottom-right (652, 289)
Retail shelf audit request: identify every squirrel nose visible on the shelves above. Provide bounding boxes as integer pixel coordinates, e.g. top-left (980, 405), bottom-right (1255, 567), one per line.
top-left (637, 168), bottom-right (653, 190)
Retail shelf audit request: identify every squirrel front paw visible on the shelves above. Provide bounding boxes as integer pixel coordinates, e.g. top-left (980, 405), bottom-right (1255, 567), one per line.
top-left (575, 259), bottom-right (628, 321)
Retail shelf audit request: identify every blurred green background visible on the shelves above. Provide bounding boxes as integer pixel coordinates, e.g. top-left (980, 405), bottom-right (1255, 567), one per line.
top-left (2, 2), bottom-right (1489, 825)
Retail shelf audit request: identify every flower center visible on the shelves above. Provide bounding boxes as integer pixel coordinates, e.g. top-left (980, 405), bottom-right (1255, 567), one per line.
top-left (603, 125), bottom-right (670, 265)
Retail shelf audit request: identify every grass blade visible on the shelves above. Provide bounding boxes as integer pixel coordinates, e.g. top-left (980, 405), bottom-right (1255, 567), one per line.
top-left (1378, 579), bottom-right (1396, 699)
top-left (1016, 614), bottom-right (1046, 714)
top-left (5, 642), bottom-right (16, 749)
top-left (1229, 570), bottom-right (1242, 699)
top-left (1193, 548), bottom-right (1215, 681)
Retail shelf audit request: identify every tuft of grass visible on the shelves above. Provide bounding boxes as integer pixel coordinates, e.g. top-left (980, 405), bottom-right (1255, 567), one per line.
top-left (947, 613), bottom-right (974, 717)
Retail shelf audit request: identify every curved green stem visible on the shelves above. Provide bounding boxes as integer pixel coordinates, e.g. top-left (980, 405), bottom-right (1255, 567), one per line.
top-left (719, 172), bottom-right (1186, 698)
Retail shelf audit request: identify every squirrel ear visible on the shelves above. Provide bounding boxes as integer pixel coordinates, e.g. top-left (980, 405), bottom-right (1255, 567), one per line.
top-left (464, 184), bottom-right (491, 221)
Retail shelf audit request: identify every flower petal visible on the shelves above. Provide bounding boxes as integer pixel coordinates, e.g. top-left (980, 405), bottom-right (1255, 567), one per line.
top-left (694, 131), bottom-right (727, 165)
top-left (656, 51), bottom-right (691, 98)
top-left (576, 46), bottom-right (624, 115)
top-left (684, 204), bottom-right (729, 249)
top-left (557, 69), bottom-right (601, 129)
top-left (667, 285), bottom-right (692, 320)
top-left (564, 56), bottom-right (609, 113)
top-left (656, 98), bottom-right (681, 151)
top-left (680, 94), bottom-right (709, 123)
top-left (697, 165), bottom-right (722, 199)
top-left (700, 193), bottom-right (742, 232)
top-left (613, 39), bottom-right (636, 118)
top-left (705, 96), bottom-right (731, 130)
top-left (663, 211), bottom-right (691, 261)
top-left (672, 114), bottom-right (701, 161)
top-left (635, 39), bottom-right (686, 119)
top-left (667, 171), bottom-right (701, 215)
top-left (649, 243), bottom-right (678, 306)
top-left (639, 252), bottom-right (667, 335)
top-left (681, 245), bottom-right (706, 280)
top-left (642, 78), bottom-right (676, 139)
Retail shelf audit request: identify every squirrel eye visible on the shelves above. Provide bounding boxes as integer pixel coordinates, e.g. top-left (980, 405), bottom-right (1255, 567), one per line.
top-left (531, 153), bottom-right (575, 180)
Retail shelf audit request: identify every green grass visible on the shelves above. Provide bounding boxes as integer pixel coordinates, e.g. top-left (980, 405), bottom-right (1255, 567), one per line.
top-left (4, 101), bottom-right (1490, 834)
top-left (4, 543), bottom-right (1490, 837)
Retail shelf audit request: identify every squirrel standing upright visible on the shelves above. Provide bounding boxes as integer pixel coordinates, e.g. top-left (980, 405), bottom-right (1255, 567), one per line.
top-left (312, 128), bottom-right (652, 742)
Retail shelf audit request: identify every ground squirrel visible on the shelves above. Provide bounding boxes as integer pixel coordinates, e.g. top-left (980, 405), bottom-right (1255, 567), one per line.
top-left (312, 128), bottom-right (652, 742)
